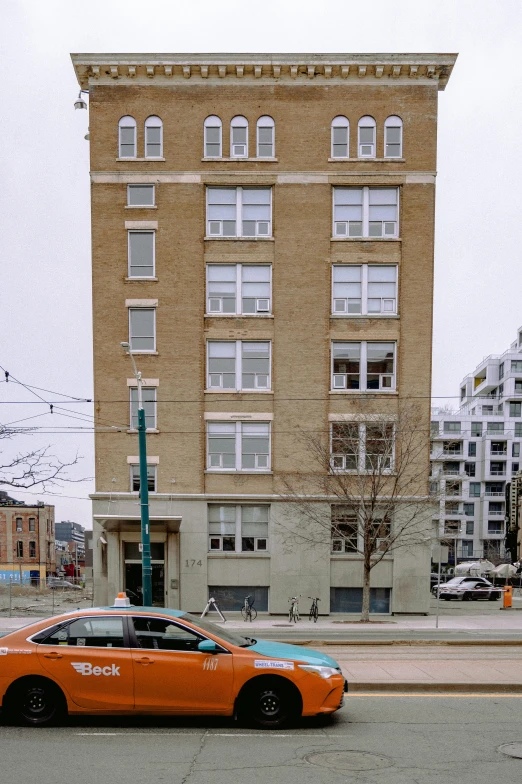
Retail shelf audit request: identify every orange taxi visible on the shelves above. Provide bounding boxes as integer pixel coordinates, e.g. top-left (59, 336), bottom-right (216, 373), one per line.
top-left (0, 596), bottom-right (347, 727)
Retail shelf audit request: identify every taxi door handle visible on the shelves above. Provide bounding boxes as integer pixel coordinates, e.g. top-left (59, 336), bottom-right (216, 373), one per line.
top-left (135, 657), bottom-right (154, 665)
top-left (43, 652), bottom-right (63, 660)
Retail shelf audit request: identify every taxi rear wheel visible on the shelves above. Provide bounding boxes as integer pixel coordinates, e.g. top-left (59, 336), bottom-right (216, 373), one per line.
top-left (7, 678), bottom-right (66, 727)
top-left (239, 677), bottom-right (300, 729)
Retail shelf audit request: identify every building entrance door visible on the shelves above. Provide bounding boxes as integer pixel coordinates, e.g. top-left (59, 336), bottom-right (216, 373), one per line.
top-left (123, 542), bottom-right (165, 607)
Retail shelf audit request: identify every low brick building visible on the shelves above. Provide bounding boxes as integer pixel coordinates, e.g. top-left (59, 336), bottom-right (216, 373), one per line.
top-left (0, 492), bottom-right (56, 582)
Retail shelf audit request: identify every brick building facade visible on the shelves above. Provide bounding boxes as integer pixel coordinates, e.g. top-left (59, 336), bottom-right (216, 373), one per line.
top-left (71, 52), bottom-right (456, 613)
top-left (0, 493), bottom-right (56, 582)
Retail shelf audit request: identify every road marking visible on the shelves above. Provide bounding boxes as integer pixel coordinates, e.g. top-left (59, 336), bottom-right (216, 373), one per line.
top-left (349, 693), bottom-right (522, 698)
top-left (74, 732), bottom-right (329, 737)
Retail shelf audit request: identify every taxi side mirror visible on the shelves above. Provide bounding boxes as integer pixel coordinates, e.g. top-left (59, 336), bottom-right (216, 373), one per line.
top-left (198, 639), bottom-right (218, 654)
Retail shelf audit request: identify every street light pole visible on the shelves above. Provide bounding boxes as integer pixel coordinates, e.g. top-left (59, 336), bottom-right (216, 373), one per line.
top-left (121, 342), bottom-right (152, 606)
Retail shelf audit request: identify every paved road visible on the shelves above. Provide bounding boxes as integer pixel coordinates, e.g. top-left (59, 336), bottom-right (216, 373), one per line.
top-left (2, 696), bottom-right (522, 783)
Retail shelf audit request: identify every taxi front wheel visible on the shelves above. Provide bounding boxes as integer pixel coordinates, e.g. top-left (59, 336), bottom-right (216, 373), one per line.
top-left (7, 677), bottom-right (66, 727)
top-left (239, 677), bottom-right (301, 729)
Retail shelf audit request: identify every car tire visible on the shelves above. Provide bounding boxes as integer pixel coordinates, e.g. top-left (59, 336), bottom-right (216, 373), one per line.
top-left (6, 678), bottom-right (66, 727)
top-left (462, 592), bottom-right (471, 601)
top-left (239, 677), bottom-right (300, 729)
top-left (489, 593), bottom-right (500, 601)
top-left (442, 596), bottom-right (451, 601)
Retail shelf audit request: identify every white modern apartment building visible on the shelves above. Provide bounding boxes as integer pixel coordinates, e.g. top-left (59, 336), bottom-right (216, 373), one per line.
top-left (431, 327), bottom-right (522, 565)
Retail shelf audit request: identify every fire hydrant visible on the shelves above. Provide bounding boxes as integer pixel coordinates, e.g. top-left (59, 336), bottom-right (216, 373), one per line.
top-left (503, 585), bottom-right (513, 609)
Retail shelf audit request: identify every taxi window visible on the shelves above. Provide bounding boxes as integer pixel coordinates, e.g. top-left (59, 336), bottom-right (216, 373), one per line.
top-left (39, 616), bottom-right (125, 648)
top-left (132, 617), bottom-right (203, 652)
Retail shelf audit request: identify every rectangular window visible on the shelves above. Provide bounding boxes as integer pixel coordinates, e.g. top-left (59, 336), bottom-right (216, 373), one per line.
top-left (130, 464), bottom-right (157, 492)
top-left (332, 124), bottom-right (349, 158)
top-left (331, 422), bottom-right (394, 472)
top-left (207, 341), bottom-right (271, 391)
top-left (465, 520), bottom-right (474, 535)
top-left (207, 422), bottom-right (270, 472)
top-left (431, 422), bottom-right (440, 437)
top-left (208, 505), bottom-right (269, 553)
top-left (330, 587), bottom-right (390, 614)
top-left (464, 463), bottom-right (476, 477)
top-left (208, 586), bottom-right (269, 612)
top-left (463, 503), bottom-right (474, 516)
top-left (206, 265), bottom-right (271, 315)
top-left (333, 187), bottom-right (399, 238)
top-left (206, 187), bottom-right (271, 238)
top-left (468, 442), bottom-right (477, 457)
top-left (510, 402), bottom-right (522, 417)
top-left (499, 362), bottom-right (504, 380)
top-left (512, 361), bottom-right (522, 372)
top-left (29, 541), bottom-right (36, 558)
top-left (129, 308), bottom-right (156, 352)
top-left (471, 422), bottom-right (482, 437)
top-left (512, 463), bottom-right (520, 474)
top-left (461, 540), bottom-right (474, 558)
top-left (444, 441), bottom-right (463, 455)
top-left (128, 231), bottom-right (155, 278)
top-left (332, 341), bottom-right (395, 391)
top-left (130, 387), bottom-right (157, 430)
top-left (332, 265), bottom-right (397, 315)
top-left (15, 517), bottom-right (23, 532)
top-left (16, 541), bottom-right (23, 558)
top-left (257, 121), bottom-right (274, 158)
top-left (488, 520), bottom-right (504, 535)
top-left (487, 422), bottom-right (504, 434)
top-left (490, 441), bottom-right (507, 455)
top-left (28, 517), bottom-right (36, 531)
top-left (385, 122), bottom-right (402, 158)
top-left (516, 423), bottom-right (522, 437)
top-left (331, 507), bottom-right (359, 553)
top-left (444, 421), bottom-right (461, 434)
top-left (513, 443), bottom-right (521, 458)
top-left (488, 501), bottom-right (503, 515)
top-left (489, 461), bottom-right (506, 476)
top-left (469, 482), bottom-right (481, 497)
top-left (127, 184), bottom-right (155, 207)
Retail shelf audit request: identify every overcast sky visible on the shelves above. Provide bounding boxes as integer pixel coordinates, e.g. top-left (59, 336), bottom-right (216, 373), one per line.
top-left (1, 0), bottom-right (521, 527)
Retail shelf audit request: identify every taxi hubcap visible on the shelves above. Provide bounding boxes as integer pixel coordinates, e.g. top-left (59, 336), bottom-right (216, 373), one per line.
top-left (259, 690), bottom-right (280, 716)
top-left (25, 689), bottom-right (48, 716)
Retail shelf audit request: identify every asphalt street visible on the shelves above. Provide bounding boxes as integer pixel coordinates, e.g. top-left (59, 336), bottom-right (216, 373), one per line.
top-left (2, 696), bottom-right (522, 784)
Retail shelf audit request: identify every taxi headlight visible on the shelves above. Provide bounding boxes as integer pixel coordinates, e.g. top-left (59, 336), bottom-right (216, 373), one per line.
top-left (298, 665), bottom-right (339, 679)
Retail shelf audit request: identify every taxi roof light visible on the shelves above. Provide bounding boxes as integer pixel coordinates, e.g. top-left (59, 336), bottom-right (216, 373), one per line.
top-left (113, 592), bottom-right (131, 607)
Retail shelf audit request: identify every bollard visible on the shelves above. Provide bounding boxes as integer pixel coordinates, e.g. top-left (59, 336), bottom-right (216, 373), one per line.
top-left (9, 577), bottom-right (12, 619)
top-left (503, 585), bottom-right (513, 609)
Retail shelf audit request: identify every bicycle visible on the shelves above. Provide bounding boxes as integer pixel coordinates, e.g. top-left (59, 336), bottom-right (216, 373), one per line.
top-left (308, 596), bottom-right (320, 623)
top-left (288, 596), bottom-right (300, 623)
top-left (241, 594), bottom-right (257, 622)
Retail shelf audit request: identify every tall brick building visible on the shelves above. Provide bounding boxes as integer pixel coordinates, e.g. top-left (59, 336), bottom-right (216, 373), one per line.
top-left (71, 53), bottom-right (456, 613)
top-left (0, 492), bottom-right (56, 582)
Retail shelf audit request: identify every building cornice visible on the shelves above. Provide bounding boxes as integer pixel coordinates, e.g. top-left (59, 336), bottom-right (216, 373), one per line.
top-left (71, 52), bottom-right (457, 91)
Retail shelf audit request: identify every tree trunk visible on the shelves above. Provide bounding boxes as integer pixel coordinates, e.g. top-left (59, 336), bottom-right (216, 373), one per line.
top-left (361, 561), bottom-right (371, 622)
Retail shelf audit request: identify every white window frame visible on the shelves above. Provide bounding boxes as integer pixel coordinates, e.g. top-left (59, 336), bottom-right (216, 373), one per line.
top-left (358, 115), bottom-right (376, 158)
top-left (204, 115), bottom-right (222, 158)
top-left (206, 264), bottom-right (272, 315)
top-left (384, 115), bottom-right (403, 158)
top-left (333, 186), bottom-right (399, 238)
top-left (331, 115), bottom-right (350, 158)
top-left (130, 464), bottom-right (157, 493)
top-left (144, 116), bottom-right (163, 158)
top-left (129, 386), bottom-right (157, 431)
top-left (332, 265), bottom-right (398, 315)
top-left (230, 115), bottom-right (248, 158)
top-left (207, 341), bottom-right (271, 391)
top-left (256, 116), bottom-right (275, 158)
top-left (118, 116), bottom-right (137, 159)
top-left (128, 231), bottom-right (155, 278)
top-left (331, 341), bottom-right (396, 391)
top-left (128, 307), bottom-right (156, 353)
top-left (330, 422), bottom-right (395, 473)
top-left (127, 184), bottom-right (155, 207)
top-left (208, 504), bottom-right (269, 553)
top-left (206, 186), bottom-right (272, 238)
top-left (207, 421), bottom-right (271, 472)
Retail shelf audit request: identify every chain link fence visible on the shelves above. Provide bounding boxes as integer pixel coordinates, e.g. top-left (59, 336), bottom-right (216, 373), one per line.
top-left (0, 577), bottom-right (93, 618)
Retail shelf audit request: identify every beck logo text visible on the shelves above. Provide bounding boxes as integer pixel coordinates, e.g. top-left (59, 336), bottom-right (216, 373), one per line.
top-left (72, 662), bottom-right (120, 676)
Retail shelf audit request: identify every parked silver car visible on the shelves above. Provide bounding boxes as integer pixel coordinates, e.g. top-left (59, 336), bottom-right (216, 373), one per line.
top-left (433, 576), bottom-right (501, 601)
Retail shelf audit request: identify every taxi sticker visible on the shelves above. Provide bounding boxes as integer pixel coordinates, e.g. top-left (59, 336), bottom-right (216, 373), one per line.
top-left (0, 648), bottom-right (7, 656)
top-left (0, 648), bottom-right (32, 655)
top-left (203, 657), bottom-right (218, 671)
top-left (254, 660), bottom-right (294, 670)
top-left (77, 638), bottom-right (86, 646)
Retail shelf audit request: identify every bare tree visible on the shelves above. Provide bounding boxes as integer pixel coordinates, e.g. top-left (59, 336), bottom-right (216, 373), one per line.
top-left (0, 427), bottom-right (82, 491)
top-left (277, 403), bottom-right (432, 621)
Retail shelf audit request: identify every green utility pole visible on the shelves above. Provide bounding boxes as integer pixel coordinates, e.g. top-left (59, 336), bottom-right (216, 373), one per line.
top-left (121, 342), bottom-right (152, 607)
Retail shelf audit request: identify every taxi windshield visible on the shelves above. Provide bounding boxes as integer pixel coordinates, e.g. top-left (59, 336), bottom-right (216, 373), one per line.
top-left (179, 613), bottom-right (255, 647)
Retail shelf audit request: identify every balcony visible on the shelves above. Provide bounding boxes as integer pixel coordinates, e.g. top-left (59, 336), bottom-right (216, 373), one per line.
top-left (484, 490), bottom-right (504, 497)
top-left (487, 510), bottom-right (505, 516)
top-left (490, 450), bottom-right (507, 456)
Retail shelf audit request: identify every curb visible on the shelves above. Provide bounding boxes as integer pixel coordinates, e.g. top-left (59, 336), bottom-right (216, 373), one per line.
top-left (269, 639), bottom-right (522, 647)
top-left (349, 682), bottom-right (522, 694)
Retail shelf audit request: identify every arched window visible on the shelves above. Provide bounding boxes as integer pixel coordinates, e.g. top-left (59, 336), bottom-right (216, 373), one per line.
top-left (119, 116), bottom-right (136, 158)
top-left (331, 116), bottom-right (349, 158)
top-left (257, 116), bottom-right (275, 158)
top-left (230, 116), bottom-right (248, 158)
top-left (204, 115), bottom-right (222, 158)
top-left (384, 116), bottom-right (403, 158)
top-left (358, 116), bottom-right (376, 158)
top-left (145, 116), bottom-right (163, 158)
